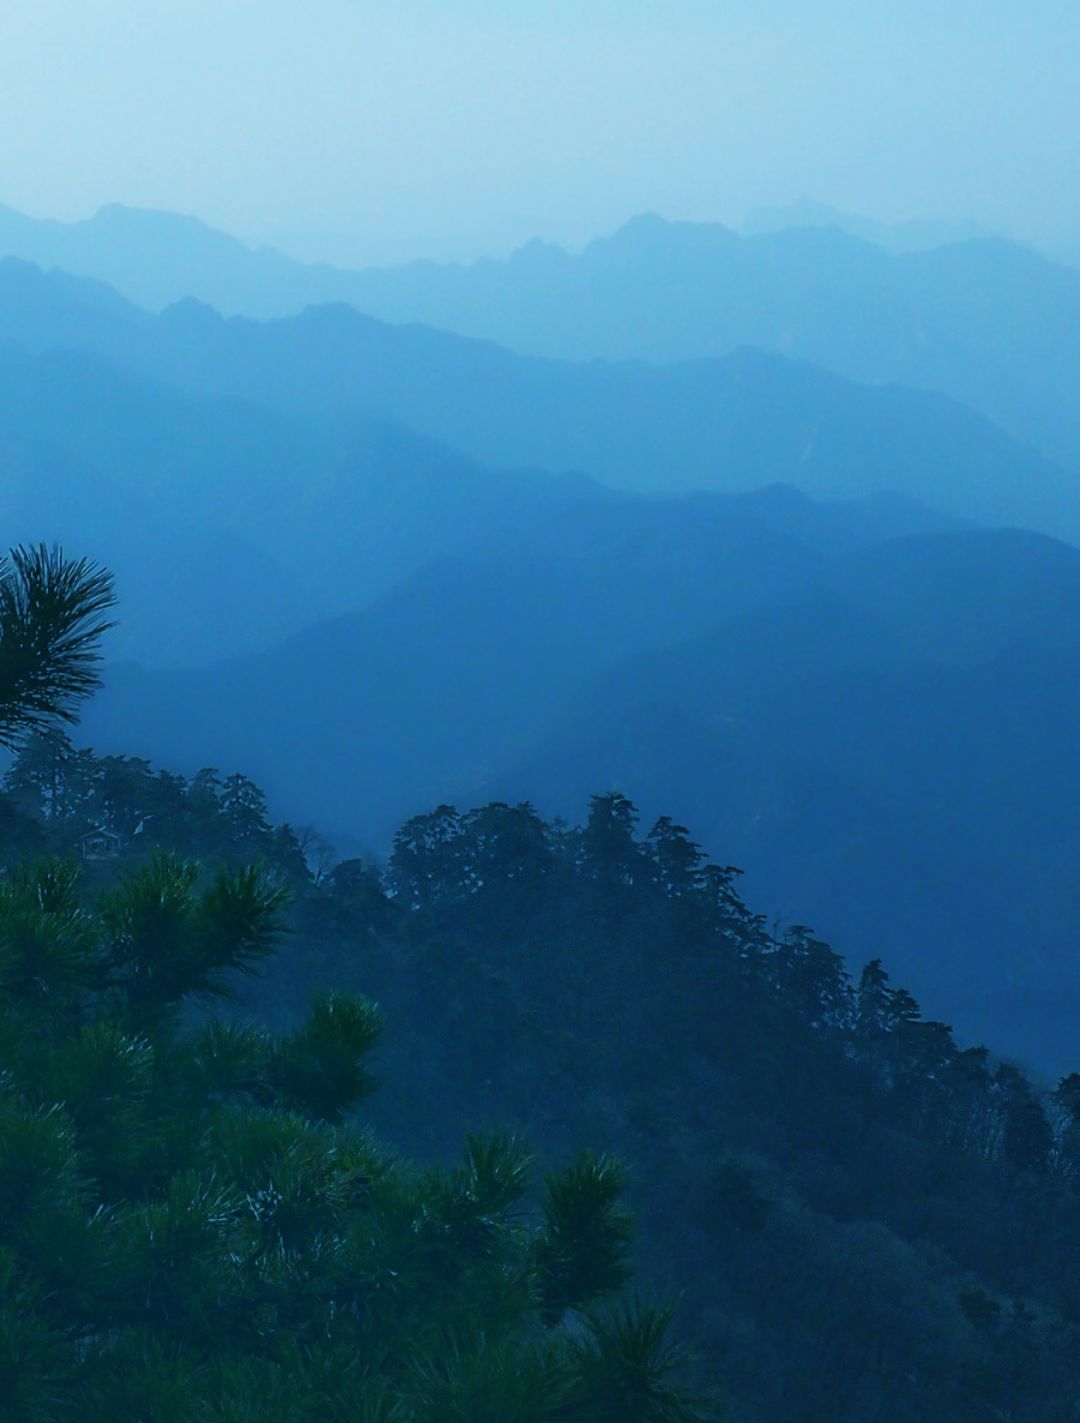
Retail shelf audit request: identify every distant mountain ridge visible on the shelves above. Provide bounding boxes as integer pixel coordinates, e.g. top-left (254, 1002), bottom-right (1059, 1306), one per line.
top-left (81, 503), bottom-right (1080, 1072)
top-left (740, 198), bottom-right (995, 251)
top-left (8, 210), bottom-right (1080, 1076)
top-left (0, 201), bottom-right (323, 318)
top-left (0, 343), bottom-right (605, 665)
top-left (1, 257), bottom-right (1075, 548)
top-left (5, 201), bottom-right (1080, 473)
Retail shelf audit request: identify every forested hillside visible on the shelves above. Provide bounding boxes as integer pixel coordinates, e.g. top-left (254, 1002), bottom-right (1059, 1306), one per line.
top-left (8, 246), bottom-right (1080, 1079)
top-left (0, 552), bottom-right (709, 1423)
top-left (7, 734), bottom-right (1080, 1421)
top-left (81, 510), bottom-right (1080, 1071)
top-left (7, 3), bottom-right (1080, 1417)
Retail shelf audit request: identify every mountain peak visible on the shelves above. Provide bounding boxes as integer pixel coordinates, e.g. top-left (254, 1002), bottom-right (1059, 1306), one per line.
top-left (584, 212), bottom-right (739, 266)
top-left (159, 294), bottom-right (225, 327)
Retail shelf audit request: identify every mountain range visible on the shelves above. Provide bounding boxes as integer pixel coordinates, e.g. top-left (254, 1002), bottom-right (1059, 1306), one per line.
top-left (6, 202), bottom-right (1080, 477)
top-left (80, 491), bottom-right (1080, 1073)
top-left (739, 198), bottom-right (996, 251)
top-left (1, 256), bottom-right (1075, 542)
top-left (5, 220), bottom-right (1080, 1072)
top-left (7, 192), bottom-right (1080, 1421)
top-left (0, 342), bottom-right (599, 664)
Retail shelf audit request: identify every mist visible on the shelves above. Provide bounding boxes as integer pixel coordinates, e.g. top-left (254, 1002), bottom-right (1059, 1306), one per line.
top-left (2, 0), bottom-right (1079, 263)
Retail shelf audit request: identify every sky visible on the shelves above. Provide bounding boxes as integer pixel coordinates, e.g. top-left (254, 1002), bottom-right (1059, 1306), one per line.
top-left (0, 0), bottom-right (1078, 266)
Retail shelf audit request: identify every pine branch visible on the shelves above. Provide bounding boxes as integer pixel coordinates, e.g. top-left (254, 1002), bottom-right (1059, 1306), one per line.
top-left (0, 545), bottom-right (117, 749)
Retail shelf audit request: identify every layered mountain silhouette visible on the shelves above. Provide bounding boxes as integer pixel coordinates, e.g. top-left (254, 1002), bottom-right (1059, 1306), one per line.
top-left (0, 343), bottom-right (601, 663)
top-left (1, 257), bottom-right (1076, 546)
top-left (740, 198), bottom-right (995, 251)
top-left (5, 203), bottom-right (1080, 474)
top-left (0, 201), bottom-right (329, 318)
top-left (7, 237), bottom-right (1080, 1072)
top-left (80, 493), bottom-right (1080, 1072)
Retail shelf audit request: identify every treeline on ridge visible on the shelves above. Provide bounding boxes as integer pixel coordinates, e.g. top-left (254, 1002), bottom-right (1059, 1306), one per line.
top-left (0, 549), bottom-right (708, 1422)
top-left (6, 731), bottom-right (1080, 1420)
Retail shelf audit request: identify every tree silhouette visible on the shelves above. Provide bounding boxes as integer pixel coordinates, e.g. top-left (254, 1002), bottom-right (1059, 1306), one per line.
top-left (0, 852), bottom-right (705, 1422)
top-left (0, 545), bottom-right (116, 750)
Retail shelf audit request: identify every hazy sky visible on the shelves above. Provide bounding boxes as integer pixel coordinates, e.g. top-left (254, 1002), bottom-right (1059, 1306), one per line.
top-left (1, 0), bottom-right (1077, 265)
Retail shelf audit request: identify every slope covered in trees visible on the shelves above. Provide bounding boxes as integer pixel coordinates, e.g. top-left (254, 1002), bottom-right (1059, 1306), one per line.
top-left (0, 546), bottom-right (1074, 1418)
top-left (82, 513), bottom-right (1080, 1069)
top-left (0, 850), bottom-right (706, 1423)
top-left (7, 739), bottom-right (1080, 1421)
top-left (0, 551), bottom-right (707, 1422)
top-left (6, 186), bottom-right (1080, 1419)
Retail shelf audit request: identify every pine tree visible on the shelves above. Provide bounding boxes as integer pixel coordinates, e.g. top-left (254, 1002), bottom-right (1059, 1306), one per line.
top-left (0, 854), bottom-right (706, 1420)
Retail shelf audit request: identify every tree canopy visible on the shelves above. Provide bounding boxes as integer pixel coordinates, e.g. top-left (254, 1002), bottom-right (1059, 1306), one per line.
top-left (0, 852), bottom-right (708, 1422)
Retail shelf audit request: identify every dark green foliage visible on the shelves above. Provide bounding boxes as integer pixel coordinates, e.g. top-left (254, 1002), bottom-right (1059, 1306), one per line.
top-left (583, 793), bottom-right (643, 890)
top-left (536, 1154), bottom-right (634, 1324)
top-left (270, 992), bottom-right (382, 1121)
top-left (2, 735), bottom-right (311, 883)
top-left (403, 1335), bottom-right (575, 1423)
top-left (0, 850), bottom-right (700, 1421)
top-left (0, 859), bottom-right (100, 1000)
top-left (0, 545), bottom-right (115, 749)
top-left (247, 790), bottom-right (1080, 1421)
top-left (573, 1299), bottom-right (711, 1423)
top-left (97, 853), bottom-right (288, 1014)
top-left (6, 744), bottom-right (1080, 1416)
